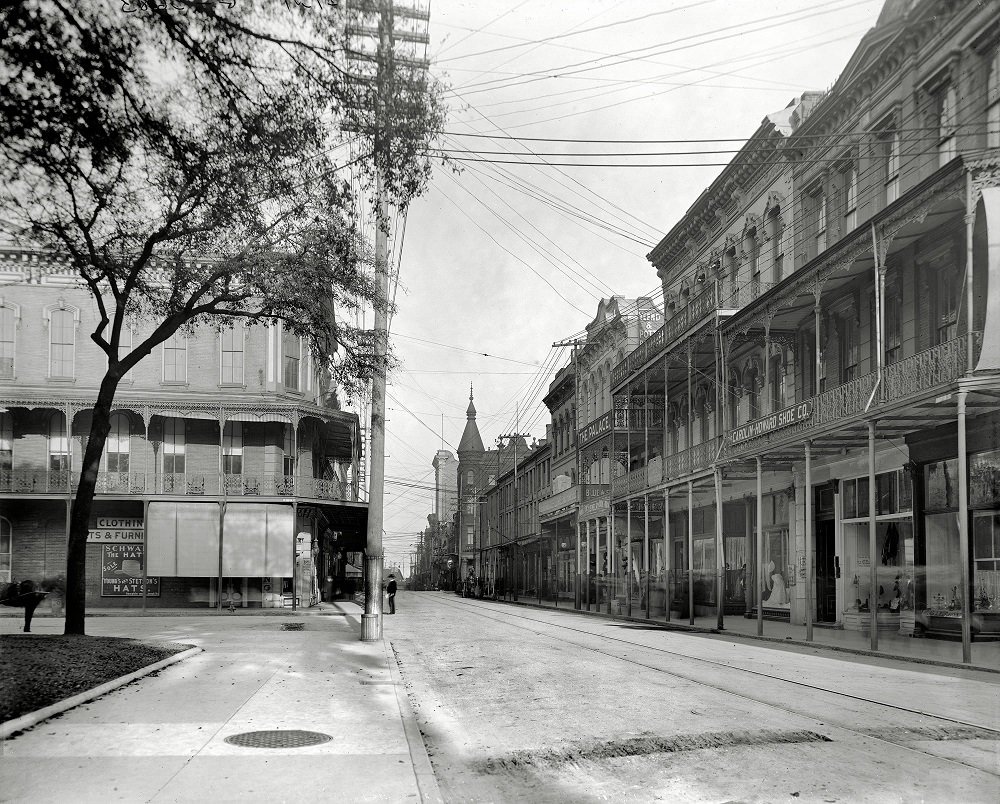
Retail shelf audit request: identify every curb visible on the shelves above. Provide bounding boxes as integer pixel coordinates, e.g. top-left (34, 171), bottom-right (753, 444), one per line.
top-left (0, 645), bottom-right (203, 740)
top-left (386, 640), bottom-right (443, 804)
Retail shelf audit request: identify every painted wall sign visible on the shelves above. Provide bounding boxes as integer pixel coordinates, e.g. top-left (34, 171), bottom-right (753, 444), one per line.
top-left (88, 517), bottom-right (144, 542)
top-left (578, 411), bottom-right (611, 447)
top-left (101, 543), bottom-right (160, 597)
top-left (730, 401), bottom-right (814, 446)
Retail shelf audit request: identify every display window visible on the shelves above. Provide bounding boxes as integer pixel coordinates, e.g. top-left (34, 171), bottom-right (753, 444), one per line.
top-left (840, 469), bottom-right (913, 620)
top-left (752, 491), bottom-right (791, 611)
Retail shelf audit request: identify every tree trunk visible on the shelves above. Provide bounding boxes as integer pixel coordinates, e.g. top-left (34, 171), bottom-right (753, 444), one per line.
top-left (64, 372), bottom-right (120, 635)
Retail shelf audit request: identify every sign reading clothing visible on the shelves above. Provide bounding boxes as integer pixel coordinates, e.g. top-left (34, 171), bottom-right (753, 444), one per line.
top-left (88, 517), bottom-right (144, 543)
top-left (102, 543), bottom-right (160, 597)
top-left (731, 402), bottom-right (814, 446)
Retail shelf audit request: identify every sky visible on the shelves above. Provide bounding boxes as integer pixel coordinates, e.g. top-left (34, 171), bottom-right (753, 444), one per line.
top-left (369, 0), bottom-right (889, 572)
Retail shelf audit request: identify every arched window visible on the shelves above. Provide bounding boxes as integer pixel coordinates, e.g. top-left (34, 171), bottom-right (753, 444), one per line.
top-left (745, 227), bottom-right (760, 286)
top-left (694, 388), bottom-right (711, 444)
top-left (667, 402), bottom-right (679, 454)
top-left (106, 413), bottom-right (130, 473)
top-left (767, 208), bottom-right (784, 281)
top-left (727, 369), bottom-right (742, 430)
top-left (743, 361), bottom-right (761, 421)
top-left (0, 517), bottom-right (10, 583)
top-left (48, 412), bottom-right (69, 472)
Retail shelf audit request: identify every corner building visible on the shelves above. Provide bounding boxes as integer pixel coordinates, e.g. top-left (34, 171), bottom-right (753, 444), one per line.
top-left (609, 0), bottom-right (1000, 663)
top-left (0, 237), bottom-right (367, 609)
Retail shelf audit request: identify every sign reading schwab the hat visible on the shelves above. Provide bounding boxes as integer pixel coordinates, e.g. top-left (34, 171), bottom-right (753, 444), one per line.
top-left (102, 543), bottom-right (160, 597)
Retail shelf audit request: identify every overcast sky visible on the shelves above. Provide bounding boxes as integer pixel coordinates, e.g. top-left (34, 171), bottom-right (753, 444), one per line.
top-left (371, 0), bottom-right (888, 570)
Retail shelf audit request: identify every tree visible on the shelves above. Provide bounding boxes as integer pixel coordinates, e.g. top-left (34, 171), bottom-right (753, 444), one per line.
top-left (0, 0), bottom-right (447, 634)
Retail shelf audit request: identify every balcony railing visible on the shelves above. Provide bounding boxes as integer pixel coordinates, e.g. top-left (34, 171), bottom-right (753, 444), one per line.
top-left (96, 472), bottom-right (147, 494)
top-left (611, 466), bottom-right (646, 497)
top-left (719, 278), bottom-right (775, 309)
top-left (612, 284), bottom-right (720, 388)
top-left (0, 469), bottom-right (71, 494)
top-left (882, 335), bottom-right (969, 402)
top-left (664, 437), bottom-right (721, 479)
top-left (613, 407), bottom-right (665, 431)
top-left (1, 471), bottom-right (352, 501)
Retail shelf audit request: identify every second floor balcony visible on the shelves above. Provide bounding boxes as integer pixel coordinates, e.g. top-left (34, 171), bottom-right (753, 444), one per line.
top-left (0, 469), bottom-right (354, 502)
top-left (723, 334), bottom-right (979, 459)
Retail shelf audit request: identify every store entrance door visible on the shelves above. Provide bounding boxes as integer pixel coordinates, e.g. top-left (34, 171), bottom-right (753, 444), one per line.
top-left (816, 519), bottom-right (837, 622)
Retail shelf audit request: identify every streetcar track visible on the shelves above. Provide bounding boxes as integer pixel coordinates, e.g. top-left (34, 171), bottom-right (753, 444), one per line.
top-left (422, 596), bottom-right (1000, 778)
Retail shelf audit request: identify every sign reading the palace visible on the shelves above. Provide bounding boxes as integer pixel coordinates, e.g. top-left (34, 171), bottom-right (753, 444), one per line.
top-left (578, 412), bottom-right (611, 447)
top-left (731, 401), bottom-right (814, 446)
top-left (101, 543), bottom-right (160, 597)
top-left (88, 517), bottom-right (144, 543)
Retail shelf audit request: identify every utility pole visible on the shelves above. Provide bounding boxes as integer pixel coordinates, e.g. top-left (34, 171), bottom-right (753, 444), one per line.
top-left (346, 0), bottom-right (431, 641)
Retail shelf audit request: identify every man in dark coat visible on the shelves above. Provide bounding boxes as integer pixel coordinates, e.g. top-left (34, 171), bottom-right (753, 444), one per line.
top-left (386, 574), bottom-right (397, 614)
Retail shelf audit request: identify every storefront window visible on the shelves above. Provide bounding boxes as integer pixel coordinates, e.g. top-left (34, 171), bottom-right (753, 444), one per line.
top-left (757, 491), bottom-right (792, 611)
top-left (925, 512), bottom-right (962, 610)
top-left (973, 513), bottom-right (1000, 614)
top-left (970, 449), bottom-right (1000, 508)
top-left (925, 458), bottom-right (958, 510)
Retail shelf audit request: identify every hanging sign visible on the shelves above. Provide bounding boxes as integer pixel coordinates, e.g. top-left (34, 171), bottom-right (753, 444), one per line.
top-left (731, 401), bottom-right (814, 446)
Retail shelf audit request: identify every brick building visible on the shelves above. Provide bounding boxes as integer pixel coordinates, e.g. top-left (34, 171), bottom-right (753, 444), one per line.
top-left (0, 232), bottom-right (367, 609)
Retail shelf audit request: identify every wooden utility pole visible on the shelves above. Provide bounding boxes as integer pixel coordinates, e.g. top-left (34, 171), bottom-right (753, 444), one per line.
top-left (344, 0), bottom-right (430, 640)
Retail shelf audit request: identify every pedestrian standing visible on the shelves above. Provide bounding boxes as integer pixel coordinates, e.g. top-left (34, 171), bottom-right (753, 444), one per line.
top-left (386, 574), bottom-right (397, 614)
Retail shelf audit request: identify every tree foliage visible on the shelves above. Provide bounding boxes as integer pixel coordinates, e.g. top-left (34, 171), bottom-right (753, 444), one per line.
top-left (0, 0), bottom-right (448, 633)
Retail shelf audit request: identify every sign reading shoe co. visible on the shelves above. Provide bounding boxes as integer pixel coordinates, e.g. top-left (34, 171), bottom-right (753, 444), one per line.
top-left (731, 401), bottom-right (814, 446)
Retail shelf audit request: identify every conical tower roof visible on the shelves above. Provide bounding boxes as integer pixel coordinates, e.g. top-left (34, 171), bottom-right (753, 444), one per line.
top-left (457, 385), bottom-right (485, 455)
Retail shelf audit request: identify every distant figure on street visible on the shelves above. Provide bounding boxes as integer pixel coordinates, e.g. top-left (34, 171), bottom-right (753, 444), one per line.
top-left (386, 574), bottom-right (397, 614)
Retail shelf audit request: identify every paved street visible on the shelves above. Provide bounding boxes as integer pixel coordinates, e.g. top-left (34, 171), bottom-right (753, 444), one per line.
top-left (388, 591), bottom-right (1000, 803)
top-left (2, 596), bottom-right (999, 803)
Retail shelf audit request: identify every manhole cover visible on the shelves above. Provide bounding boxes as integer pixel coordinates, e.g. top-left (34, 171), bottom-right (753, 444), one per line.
top-left (225, 730), bottom-right (332, 749)
top-left (281, 622), bottom-right (305, 631)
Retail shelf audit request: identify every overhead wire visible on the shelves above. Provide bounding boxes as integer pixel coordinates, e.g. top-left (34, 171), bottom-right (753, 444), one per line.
top-left (440, 139), bottom-right (622, 298)
top-left (446, 18), bottom-right (870, 123)
top-left (451, 0), bottom-right (875, 96)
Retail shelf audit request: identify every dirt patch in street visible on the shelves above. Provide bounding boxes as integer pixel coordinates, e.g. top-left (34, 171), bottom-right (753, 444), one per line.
top-left (477, 729), bottom-right (832, 774)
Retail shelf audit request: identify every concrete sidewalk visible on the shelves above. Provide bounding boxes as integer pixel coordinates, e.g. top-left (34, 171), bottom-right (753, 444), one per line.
top-left (0, 602), bottom-right (440, 803)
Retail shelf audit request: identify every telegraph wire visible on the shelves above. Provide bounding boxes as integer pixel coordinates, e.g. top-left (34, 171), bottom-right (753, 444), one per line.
top-left (442, 144), bottom-right (622, 298)
top-left (459, 160), bottom-right (658, 251)
top-left (434, 171), bottom-right (593, 316)
top-left (446, 95), bottom-right (663, 245)
top-left (452, 0), bottom-right (874, 96)
top-left (436, 1), bottom-right (720, 64)
top-left (394, 331), bottom-right (547, 366)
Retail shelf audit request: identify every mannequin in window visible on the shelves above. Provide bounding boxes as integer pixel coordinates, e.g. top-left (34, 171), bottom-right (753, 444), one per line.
top-left (764, 560), bottom-right (788, 605)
